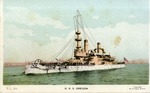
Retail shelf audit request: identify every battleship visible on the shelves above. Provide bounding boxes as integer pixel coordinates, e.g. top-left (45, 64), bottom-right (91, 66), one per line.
top-left (25, 11), bottom-right (126, 74)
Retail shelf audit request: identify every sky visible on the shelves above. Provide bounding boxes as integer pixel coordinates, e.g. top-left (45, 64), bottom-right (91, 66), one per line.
top-left (3, 0), bottom-right (149, 62)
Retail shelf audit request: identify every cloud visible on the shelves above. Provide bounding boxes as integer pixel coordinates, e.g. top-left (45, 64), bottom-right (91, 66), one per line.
top-left (4, 24), bottom-right (33, 37)
top-left (4, 25), bottom-right (74, 62)
top-left (92, 15), bottom-right (99, 20)
top-left (128, 15), bottom-right (136, 18)
top-left (4, 22), bottom-right (149, 62)
top-left (5, 7), bottom-right (70, 29)
top-left (87, 22), bottom-right (149, 60)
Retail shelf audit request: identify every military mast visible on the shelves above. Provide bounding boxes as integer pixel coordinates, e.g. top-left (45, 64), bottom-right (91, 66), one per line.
top-left (74, 10), bottom-right (87, 60)
top-left (75, 15), bottom-right (82, 51)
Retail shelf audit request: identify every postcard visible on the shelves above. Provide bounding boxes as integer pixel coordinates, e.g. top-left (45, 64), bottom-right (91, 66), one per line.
top-left (0, 0), bottom-right (150, 93)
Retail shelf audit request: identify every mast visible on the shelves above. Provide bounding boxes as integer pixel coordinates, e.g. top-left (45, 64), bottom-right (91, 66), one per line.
top-left (75, 11), bottom-right (82, 51)
top-left (74, 10), bottom-right (87, 58)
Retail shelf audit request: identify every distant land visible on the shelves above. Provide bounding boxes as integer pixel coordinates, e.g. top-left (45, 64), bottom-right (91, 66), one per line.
top-left (4, 62), bottom-right (31, 67)
top-left (128, 59), bottom-right (149, 64)
top-left (4, 59), bottom-right (149, 67)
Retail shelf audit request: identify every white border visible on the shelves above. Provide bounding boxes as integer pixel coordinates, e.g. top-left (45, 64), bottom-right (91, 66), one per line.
top-left (0, 0), bottom-right (4, 92)
top-left (0, 0), bottom-right (150, 93)
top-left (0, 85), bottom-right (150, 93)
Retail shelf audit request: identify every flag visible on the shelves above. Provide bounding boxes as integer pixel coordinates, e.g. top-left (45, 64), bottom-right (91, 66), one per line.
top-left (123, 57), bottom-right (128, 63)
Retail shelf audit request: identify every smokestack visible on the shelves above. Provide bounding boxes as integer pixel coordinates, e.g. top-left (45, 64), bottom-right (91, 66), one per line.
top-left (84, 39), bottom-right (88, 53)
top-left (97, 42), bottom-right (100, 53)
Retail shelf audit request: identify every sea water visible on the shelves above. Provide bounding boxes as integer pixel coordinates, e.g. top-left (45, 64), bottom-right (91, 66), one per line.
top-left (3, 64), bottom-right (149, 85)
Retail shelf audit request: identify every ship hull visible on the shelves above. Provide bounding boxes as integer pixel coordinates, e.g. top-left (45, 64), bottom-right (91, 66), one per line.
top-left (25, 64), bottom-right (125, 74)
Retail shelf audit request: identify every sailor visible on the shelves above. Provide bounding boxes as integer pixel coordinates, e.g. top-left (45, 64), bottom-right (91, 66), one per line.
top-left (53, 65), bottom-right (56, 69)
top-left (65, 64), bottom-right (68, 69)
top-left (58, 67), bottom-right (61, 72)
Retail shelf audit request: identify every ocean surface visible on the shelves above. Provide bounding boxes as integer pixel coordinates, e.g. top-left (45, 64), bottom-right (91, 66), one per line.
top-left (3, 64), bottom-right (149, 85)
